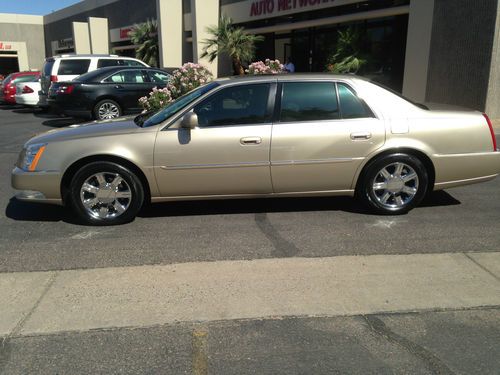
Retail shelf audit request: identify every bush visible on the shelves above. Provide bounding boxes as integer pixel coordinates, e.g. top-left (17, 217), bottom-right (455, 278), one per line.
top-left (246, 59), bottom-right (285, 75)
top-left (139, 62), bottom-right (213, 112)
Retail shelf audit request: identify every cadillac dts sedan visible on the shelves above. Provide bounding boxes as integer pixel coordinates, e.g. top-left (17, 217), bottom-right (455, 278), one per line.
top-left (11, 74), bottom-right (500, 225)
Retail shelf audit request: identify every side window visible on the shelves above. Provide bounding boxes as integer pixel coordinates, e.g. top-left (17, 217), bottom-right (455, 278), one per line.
top-left (57, 59), bottom-right (91, 75)
top-left (149, 70), bottom-right (171, 83)
top-left (123, 60), bottom-right (145, 67)
top-left (337, 83), bottom-right (374, 119)
top-left (104, 70), bottom-right (145, 83)
top-left (280, 82), bottom-right (339, 122)
top-left (97, 59), bottom-right (123, 68)
top-left (193, 84), bottom-right (271, 126)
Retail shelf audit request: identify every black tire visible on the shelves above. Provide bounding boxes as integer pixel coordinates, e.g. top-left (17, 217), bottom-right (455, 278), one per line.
top-left (69, 161), bottom-right (144, 226)
top-left (93, 99), bottom-right (122, 120)
top-left (357, 153), bottom-right (428, 215)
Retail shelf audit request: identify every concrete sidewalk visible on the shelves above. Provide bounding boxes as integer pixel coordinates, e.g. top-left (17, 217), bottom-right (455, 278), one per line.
top-left (2, 252), bottom-right (500, 338)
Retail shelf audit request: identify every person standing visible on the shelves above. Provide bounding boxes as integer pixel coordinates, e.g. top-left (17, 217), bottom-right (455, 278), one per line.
top-left (284, 57), bottom-right (295, 73)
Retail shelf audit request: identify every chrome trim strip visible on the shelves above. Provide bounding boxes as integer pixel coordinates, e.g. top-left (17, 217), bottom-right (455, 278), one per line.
top-left (433, 151), bottom-right (500, 158)
top-left (434, 174), bottom-right (499, 188)
top-left (271, 157), bottom-right (364, 166)
top-left (160, 161), bottom-right (270, 170)
top-left (151, 189), bottom-right (355, 202)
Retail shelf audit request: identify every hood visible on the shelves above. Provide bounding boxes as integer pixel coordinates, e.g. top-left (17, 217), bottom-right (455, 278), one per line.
top-left (26, 116), bottom-right (152, 146)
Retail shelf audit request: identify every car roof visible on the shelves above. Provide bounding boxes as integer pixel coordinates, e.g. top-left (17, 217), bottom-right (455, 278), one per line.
top-left (73, 66), bottom-right (170, 82)
top-left (46, 54), bottom-right (142, 61)
top-left (215, 73), bottom-right (360, 86)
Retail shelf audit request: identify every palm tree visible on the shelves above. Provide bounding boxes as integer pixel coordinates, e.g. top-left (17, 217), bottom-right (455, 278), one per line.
top-left (202, 15), bottom-right (264, 75)
top-left (129, 19), bottom-right (159, 67)
top-left (326, 27), bottom-right (367, 74)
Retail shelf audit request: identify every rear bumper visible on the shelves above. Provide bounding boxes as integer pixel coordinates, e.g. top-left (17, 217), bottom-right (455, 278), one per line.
top-left (11, 167), bottom-right (63, 204)
top-left (15, 94), bottom-right (39, 106)
top-left (433, 150), bottom-right (500, 190)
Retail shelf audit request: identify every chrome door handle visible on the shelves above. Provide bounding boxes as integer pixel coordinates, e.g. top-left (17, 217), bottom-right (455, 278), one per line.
top-left (350, 132), bottom-right (372, 140)
top-left (240, 137), bottom-right (262, 145)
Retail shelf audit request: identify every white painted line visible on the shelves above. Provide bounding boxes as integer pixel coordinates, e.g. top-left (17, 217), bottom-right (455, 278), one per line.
top-left (0, 252), bottom-right (496, 337)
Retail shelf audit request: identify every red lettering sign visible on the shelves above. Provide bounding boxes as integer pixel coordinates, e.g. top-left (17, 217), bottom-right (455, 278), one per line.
top-left (250, 0), bottom-right (335, 17)
top-left (0, 43), bottom-right (12, 50)
top-left (120, 28), bottom-right (132, 39)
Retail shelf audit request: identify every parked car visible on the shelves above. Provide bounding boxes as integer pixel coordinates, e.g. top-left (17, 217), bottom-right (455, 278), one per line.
top-left (1, 71), bottom-right (40, 104)
top-left (11, 74), bottom-right (500, 225)
top-left (39, 54), bottom-right (149, 108)
top-left (48, 66), bottom-right (171, 120)
top-left (15, 80), bottom-right (42, 107)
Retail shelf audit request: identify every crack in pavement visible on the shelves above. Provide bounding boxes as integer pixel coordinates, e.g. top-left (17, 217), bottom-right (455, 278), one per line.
top-left (463, 253), bottom-right (500, 282)
top-left (254, 213), bottom-right (300, 257)
top-left (0, 271), bottom-right (59, 373)
top-left (363, 315), bottom-right (456, 375)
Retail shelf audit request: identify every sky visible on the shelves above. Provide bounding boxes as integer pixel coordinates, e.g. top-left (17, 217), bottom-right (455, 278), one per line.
top-left (0, 0), bottom-right (82, 15)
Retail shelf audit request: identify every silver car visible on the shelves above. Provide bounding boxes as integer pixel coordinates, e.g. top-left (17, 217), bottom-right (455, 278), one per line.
top-left (11, 74), bottom-right (500, 225)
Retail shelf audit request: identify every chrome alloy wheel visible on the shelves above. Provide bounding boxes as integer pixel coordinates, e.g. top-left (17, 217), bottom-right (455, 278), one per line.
top-left (80, 172), bottom-right (132, 219)
top-left (371, 162), bottom-right (419, 209)
top-left (98, 102), bottom-right (120, 119)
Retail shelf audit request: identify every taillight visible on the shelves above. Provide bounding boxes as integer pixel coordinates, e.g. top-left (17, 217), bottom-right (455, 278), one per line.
top-left (22, 85), bottom-right (34, 94)
top-left (50, 75), bottom-right (58, 82)
top-left (56, 84), bottom-right (75, 95)
top-left (483, 113), bottom-right (497, 151)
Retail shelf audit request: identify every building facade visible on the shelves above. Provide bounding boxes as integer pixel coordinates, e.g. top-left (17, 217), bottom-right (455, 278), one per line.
top-left (0, 0), bottom-right (499, 117)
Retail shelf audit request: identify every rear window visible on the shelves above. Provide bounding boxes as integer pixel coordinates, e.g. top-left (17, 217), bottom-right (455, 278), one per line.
top-left (337, 83), bottom-right (374, 119)
top-left (12, 74), bottom-right (39, 84)
top-left (57, 59), bottom-right (91, 75)
top-left (43, 60), bottom-right (55, 76)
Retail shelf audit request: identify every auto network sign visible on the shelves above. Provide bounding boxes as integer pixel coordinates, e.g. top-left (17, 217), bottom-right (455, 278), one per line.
top-left (223, 0), bottom-right (363, 23)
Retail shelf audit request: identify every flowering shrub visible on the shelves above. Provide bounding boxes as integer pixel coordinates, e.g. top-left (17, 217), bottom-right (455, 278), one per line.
top-left (139, 62), bottom-right (213, 112)
top-left (246, 59), bottom-right (285, 75)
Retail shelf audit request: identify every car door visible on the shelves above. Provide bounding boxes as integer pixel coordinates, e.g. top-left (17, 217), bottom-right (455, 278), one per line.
top-left (103, 69), bottom-right (149, 112)
top-left (270, 81), bottom-right (385, 193)
top-left (153, 82), bottom-right (275, 197)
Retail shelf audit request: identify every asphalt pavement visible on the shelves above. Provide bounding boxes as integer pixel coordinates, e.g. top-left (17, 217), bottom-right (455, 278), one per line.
top-left (1, 106), bottom-right (500, 374)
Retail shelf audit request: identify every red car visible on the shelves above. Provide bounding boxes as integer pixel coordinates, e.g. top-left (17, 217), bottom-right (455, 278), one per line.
top-left (1, 71), bottom-right (40, 104)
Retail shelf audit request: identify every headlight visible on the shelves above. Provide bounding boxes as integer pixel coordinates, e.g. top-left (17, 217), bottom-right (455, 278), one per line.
top-left (18, 143), bottom-right (47, 171)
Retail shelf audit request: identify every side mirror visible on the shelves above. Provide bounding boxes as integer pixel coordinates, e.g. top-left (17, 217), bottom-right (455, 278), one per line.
top-left (181, 112), bottom-right (198, 129)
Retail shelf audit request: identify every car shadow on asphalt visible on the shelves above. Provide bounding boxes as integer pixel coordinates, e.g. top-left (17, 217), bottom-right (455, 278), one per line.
top-left (5, 198), bottom-right (80, 224)
top-left (5, 192), bottom-right (461, 224)
top-left (138, 191), bottom-right (461, 218)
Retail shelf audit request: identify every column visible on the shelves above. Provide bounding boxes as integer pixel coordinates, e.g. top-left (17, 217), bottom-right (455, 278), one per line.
top-left (157, 0), bottom-right (183, 70)
top-left (402, 0), bottom-right (435, 102)
top-left (88, 17), bottom-right (109, 54)
top-left (190, 0), bottom-right (219, 77)
top-left (72, 22), bottom-right (91, 54)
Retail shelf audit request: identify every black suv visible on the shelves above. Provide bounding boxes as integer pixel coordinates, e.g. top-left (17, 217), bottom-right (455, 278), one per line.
top-left (48, 66), bottom-right (171, 120)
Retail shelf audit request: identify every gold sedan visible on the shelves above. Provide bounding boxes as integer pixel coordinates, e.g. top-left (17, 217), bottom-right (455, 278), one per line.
top-left (11, 74), bottom-right (500, 225)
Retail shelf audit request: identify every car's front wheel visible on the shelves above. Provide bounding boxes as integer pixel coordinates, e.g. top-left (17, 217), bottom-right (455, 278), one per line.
top-left (69, 162), bottom-right (144, 225)
top-left (94, 99), bottom-right (122, 120)
top-left (358, 153), bottom-right (428, 215)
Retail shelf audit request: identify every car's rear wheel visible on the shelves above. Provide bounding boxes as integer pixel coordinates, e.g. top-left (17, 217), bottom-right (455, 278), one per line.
top-left (358, 153), bottom-right (428, 215)
top-left (69, 162), bottom-right (144, 225)
top-left (94, 99), bottom-right (122, 120)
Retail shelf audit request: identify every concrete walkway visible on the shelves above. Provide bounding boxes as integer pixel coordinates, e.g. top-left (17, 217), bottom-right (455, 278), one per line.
top-left (2, 252), bottom-right (500, 338)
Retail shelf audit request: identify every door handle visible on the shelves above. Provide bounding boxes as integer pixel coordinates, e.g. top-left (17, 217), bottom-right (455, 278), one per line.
top-left (350, 132), bottom-right (372, 140)
top-left (114, 85), bottom-right (124, 89)
top-left (240, 137), bottom-right (262, 145)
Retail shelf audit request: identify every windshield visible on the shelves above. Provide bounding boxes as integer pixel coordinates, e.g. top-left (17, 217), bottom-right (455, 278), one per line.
top-left (141, 82), bottom-right (219, 127)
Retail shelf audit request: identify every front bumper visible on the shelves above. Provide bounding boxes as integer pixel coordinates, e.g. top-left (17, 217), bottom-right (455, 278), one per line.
top-left (11, 167), bottom-right (63, 205)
